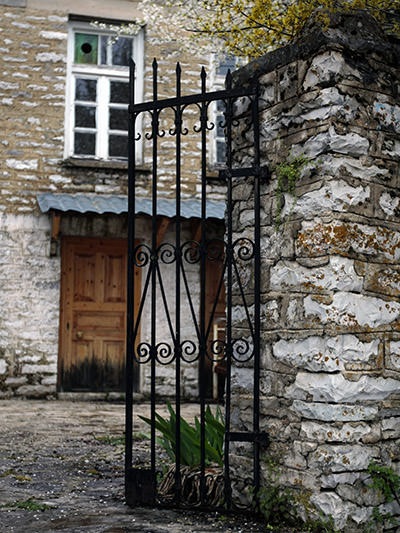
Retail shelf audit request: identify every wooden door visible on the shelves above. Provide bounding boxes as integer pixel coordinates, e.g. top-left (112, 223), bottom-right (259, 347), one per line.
top-left (58, 237), bottom-right (140, 392)
top-left (203, 242), bottom-right (226, 399)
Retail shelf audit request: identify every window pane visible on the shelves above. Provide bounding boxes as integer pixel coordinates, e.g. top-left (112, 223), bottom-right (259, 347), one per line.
top-left (109, 134), bottom-right (128, 158)
top-left (216, 116), bottom-right (225, 137)
top-left (74, 33), bottom-right (98, 65)
top-left (109, 107), bottom-right (128, 131)
top-left (74, 132), bottom-right (96, 155)
top-left (111, 37), bottom-right (132, 66)
top-left (110, 81), bottom-right (129, 104)
top-left (75, 79), bottom-right (97, 102)
top-left (216, 140), bottom-right (226, 165)
top-left (100, 35), bottom-right (108, 65)
top-left (75, 105), bottom-right (96, 128)
top-left (217, 54), bottom-right (236, 76)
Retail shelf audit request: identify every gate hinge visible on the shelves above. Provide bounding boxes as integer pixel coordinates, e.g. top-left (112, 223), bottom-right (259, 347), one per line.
top-left (227, 431), bottom-right (270, 447)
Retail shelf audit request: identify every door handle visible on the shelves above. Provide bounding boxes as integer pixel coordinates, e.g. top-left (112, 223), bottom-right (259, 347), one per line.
top-left (76, 331), bottom-right (84, 339)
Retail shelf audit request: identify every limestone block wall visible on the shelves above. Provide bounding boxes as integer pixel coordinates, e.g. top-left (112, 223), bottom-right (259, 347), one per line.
top-left (0, 214), bottom-right (59, 398)
top-left (231, 14), bottom-right (400, 530)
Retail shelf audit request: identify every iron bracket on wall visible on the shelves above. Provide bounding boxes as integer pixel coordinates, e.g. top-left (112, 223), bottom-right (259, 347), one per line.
top-left (227, 431), bottom-right (270, 447)
top-left (219, 166), bottom-right (269, 181)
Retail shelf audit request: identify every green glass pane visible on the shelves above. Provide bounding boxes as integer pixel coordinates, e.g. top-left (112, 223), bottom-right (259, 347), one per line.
top-left (75, 33), bottom-right (98, 65)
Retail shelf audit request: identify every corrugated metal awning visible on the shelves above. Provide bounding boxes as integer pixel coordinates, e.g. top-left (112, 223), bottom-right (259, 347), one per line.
top-left (37, 194), bottom-right (225, 220)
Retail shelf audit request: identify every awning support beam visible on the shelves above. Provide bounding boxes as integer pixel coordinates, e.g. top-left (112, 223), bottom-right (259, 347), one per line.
top-left (50, 211), bottom-right (61, 257)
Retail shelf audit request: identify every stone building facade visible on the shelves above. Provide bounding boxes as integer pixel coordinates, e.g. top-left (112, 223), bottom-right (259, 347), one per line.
top-left (0, 0), bottom-right (225, 398)
top-left (230, 13), bottom-right (400, 531)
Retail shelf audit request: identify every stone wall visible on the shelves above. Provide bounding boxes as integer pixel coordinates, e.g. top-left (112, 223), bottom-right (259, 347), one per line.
top-left (231, 13), bottom-right (400, 531)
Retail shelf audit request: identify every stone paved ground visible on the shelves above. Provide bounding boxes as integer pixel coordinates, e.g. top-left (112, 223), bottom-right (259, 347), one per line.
top-left (0, 400), bottom-right (282, 533)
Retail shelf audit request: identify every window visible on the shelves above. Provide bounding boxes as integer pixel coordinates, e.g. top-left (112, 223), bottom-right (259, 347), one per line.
top-left (65, 22), bottom-right (144, 162)
top-left (211, 55), bottom-right (242, 167)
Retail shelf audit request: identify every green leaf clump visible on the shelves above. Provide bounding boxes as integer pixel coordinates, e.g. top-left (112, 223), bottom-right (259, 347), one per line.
top-left (139, 401), bottom-right (225, 467)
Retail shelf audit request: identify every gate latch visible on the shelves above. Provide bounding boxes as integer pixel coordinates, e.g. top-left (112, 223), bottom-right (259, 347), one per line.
top-left (227, 431), bottom-right (270, 447)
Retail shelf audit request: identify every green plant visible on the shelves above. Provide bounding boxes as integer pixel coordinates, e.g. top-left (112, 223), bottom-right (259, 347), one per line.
top-left (275, 154), bottom-right (312, 229)
top-left (95, 434), bottom-right (125, 445)
top-left (254, 459), bottom-right (296, 526)
top-left (132, 431), bottom-right (150, 441)
top-left (368, 462), bottom-right (400, 506)
top-left (5, 498), bottom-right (54, 512)
top-left (367, 462), bottom-right (400, 530)
top-left (139, 401), bottom-right (225, 467)
top-left (255, 459), bottom-right (340, 532)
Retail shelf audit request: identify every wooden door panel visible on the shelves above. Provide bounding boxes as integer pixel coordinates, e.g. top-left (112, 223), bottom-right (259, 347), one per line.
top-left (203, 242), bottom-right (226, 399)
top-left (73, 311), bottom-right (125, 334)
top-left (104, 254), bottom-right (126, 302)
top-left (59, 237), bottom-right (139, 392)
top-left (74, 253), bottom-right (96, 301)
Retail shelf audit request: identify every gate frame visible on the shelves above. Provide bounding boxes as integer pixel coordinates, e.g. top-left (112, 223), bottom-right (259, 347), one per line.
top-left (125, 58), bottom-right (270, 510)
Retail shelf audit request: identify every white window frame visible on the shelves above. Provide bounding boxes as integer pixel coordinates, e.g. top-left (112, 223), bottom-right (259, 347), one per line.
top-left (209, 54), bottom-right (243, 168)
top-left (64, 21), bottom-right (144, 163)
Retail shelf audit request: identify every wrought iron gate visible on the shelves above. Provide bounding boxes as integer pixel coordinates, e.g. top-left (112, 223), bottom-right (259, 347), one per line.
top-left (125, 58), bottom-right (269, 510)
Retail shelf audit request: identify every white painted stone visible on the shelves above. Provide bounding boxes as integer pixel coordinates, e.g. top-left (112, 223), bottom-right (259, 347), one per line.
top-left (308, 444), bottom-right (379, 472)
top-left (0, 81), bottom-right (19, 90)
top-left (303, 126), bottom-right (369, 157)
top-left (16, 385), bottom-right (54, 397)
top-left (271, 256), bottom-right (363, 292)
top-left (318, 154), bottom-right (389, 180)
top-left (49, 174), bottom-right (71, 184)
top-left (287, 372), bottom-right (400, 402)
top-left (286, 299), bottom-right (297, 322)
top-left (381, 417), bottom-right (400, 439)
top-left (379, 191), bottom-right (400, 217)
top-left (35, 52), bottom-right (65, 63)
top-left (21, 364), bottom-right (57, 374)
top-left (320, 471), bottom-right (369, 489)
top-left (309, 491), bottom-right (362, 529)
top-left (304, 292), bottom-right (400, 328)
top-left (0, 359), bottom-right (7, 374)
top-left (5, 377), bottom-right (27, 386)
top-left (303, 51), bottom-right (361, 90)
top-left (388, 341), bottom-right (400, 370)
top-left (6, 158), bottom-right (38, 170)
top-left (301, 420), bottom-right (373, 443)
top-left (41, 375), bottom-right (57, 386)
top-left (231, 367), bottom-right (253, 392)
top-left (273, 335), bottom-right (378, 372)
top-left (281, 180), bottom-right (370, 220)
top-left (39, 31), bottom-right (67, 40)
top-left (291, 400), bottom-right (378, 421)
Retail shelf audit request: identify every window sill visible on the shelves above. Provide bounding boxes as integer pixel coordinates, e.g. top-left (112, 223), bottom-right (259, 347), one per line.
top-left (62, 158), bottom-right (151, 173)
top-left (62, 158), bottom-right (128, 170)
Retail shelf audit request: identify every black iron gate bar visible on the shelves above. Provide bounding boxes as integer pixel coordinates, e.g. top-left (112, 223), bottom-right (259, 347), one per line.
top-left (125, 57), bottom-right (269, 509)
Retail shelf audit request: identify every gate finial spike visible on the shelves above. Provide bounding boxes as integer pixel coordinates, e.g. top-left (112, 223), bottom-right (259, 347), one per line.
top-left (201, 66), bottom-right (206, 92)
top-left (176, 62), bottom-right (181, 75)
top-left (226, 69), bottom-right (232, 89)
top-left (152, 58), bottom-right (158, 70)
